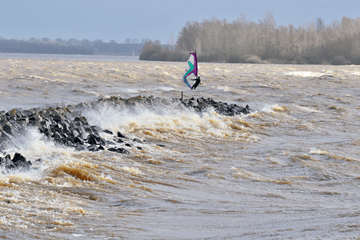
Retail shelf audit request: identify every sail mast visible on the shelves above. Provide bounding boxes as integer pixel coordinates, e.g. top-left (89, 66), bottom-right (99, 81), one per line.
top-left (194, 50), bottom-right (197, 77)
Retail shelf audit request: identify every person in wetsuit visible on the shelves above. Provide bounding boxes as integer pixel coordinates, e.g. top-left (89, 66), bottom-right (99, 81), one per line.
top-left (191, 76), bottom-right (201, 90)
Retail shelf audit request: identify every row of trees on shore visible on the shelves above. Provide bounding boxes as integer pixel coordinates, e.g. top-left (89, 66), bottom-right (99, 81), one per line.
top-left (0, 37), bottom-right (146, 55)
top-left (0, 38), bottom-right (93, 55)
top-left (140, 13), bottom-right (360, 65)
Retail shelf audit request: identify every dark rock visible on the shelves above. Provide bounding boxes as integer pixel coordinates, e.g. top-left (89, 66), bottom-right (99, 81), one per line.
top-left (53, 132), bottom-right (62, 139)
top-left (88, 145), bottom-right (102, 152)
top-left (74, 116), bottom-right (89, 125)
top-left (103, 129), bottom-right (113, 135)
top-left (12, 153), bottom-right (26, 163)
top-left (117, 132), bottom-right (127, 138)
top-left (40, 119), bottom-right (51, 130)
top-left (87, 134), bottom-right (106, 146)
top-left (106, 140), bottom-right (115, 145)
top-left (11, 153), bottom-right (31, 169)
top-left (71, 129), bottom-right (80, 138)
top-left (157, 144), bottom-right (166, 148)
top-left (116, 138), bottom-right (124, 143)
top-left (61, 122), bottom-right (70, 133)
top-left (136, 146), bottom-right (143, 150)
top-left (76, 102), bottom-right (92, 109)
top-left (0, 155), bottom-right (10, 166)
top-left (2, 123), bottom-right (13, 135)
top-left (125, 143), bottom-right (132, 147)
top-left (84, 126), bottom-right (94, 134)
top-left (52, 114), bottom-right (64, 123)
top-left (71, 120), bottom-right (83, 129)
top-left (18, 117), bottom-right (29, 125)
top-left (243, 105), bottom-right (250, 114)
top-left (75, 126), bottom-right (87, 139)
top-left (70, 136), bottom-right (84, 144)
top-left (90, 126), bottom-right (102, 133)
top-left (75, 144), bottom-right (87, 151)
top-left (133, 138), bottom-right (142, 143)
top-left (6, 109), bottom-right (23, 119)
top-left (63, 140), bottom-right (76, 147)
top-left (0, 153), bottom-right (32, 171)
top-left (52, 123), bottom-right (63, 133)
top-left (29, 113), bottom-right (43, 122)
top-left (108, 147), bottom-right (130, 154)
top-left (41, 128), bottom-right (51, 137)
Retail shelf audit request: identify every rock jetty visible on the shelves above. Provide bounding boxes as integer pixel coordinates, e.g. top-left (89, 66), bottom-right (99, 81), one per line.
top-left (0, 96), bottom-right (250, 171)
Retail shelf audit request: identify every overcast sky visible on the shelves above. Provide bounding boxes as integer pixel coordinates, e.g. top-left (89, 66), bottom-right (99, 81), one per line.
top-left (1, 0), bottom-right (359, 44)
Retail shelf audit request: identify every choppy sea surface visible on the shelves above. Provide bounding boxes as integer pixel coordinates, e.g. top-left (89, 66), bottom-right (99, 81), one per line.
top-left (0, 53), bottom-right (360, 239)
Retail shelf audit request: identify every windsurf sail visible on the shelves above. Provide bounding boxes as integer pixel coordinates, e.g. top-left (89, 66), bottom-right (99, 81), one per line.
top-left (182, 52), bottom-right (198, 89)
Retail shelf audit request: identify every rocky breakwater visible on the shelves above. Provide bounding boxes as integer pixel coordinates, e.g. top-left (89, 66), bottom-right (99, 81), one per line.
top-left (0, 96), bottom-right (250, 172)
top-left (179, 97), bottom-right (250, 116)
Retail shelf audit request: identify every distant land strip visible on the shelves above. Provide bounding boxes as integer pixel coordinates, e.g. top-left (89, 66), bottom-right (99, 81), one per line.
top-left (0, 38), bottom-right (143, 56)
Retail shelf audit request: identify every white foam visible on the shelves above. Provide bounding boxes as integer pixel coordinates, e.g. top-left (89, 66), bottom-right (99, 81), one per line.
top-left (293, 105), bottom-right (321, 113)
top-left (0, 127), bottom-right (75, 179)
top-left (261, 104), bottom-right (278, 113)
top-left (72, 89), bottom-right (101, 96)
top-left (214, 86), bottom-right (231, 92)
top-left (157, 86), bottom-right (174, 91)
top-left (82, 101), bottom-right (250, 143)
top-left (309, 148), bottom-right (327, 155)
top-left (285, 71), bottom-right (332, 78)
top-left (83, 103), bottom-right (195, 134)
top-left (28, 75), bottom-right (48, 80)
top-left (44, 79), bottom-right (68, 83)
top-left (122, 88), bottom-right (146, 93)
top-left (121, 166), bottom-right (143, 174)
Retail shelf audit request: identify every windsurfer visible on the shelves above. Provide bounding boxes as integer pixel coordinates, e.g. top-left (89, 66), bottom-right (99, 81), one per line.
top-left (191, 76), bottom-right (201, 90)
top-left (183, 52), bottom-right (201, 90)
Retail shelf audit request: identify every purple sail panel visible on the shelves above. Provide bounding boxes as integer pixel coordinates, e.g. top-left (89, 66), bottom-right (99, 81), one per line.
top-left (190, 52), bottom-right (198, 77)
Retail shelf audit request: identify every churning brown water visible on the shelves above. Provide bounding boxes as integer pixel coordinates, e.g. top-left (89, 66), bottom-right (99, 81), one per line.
top-left (0, 53), bottom-right (360, 239)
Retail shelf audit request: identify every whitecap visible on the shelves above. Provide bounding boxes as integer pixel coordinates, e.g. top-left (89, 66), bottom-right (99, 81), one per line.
top-left (28, 75), bottom-right (49, 80)
top-left (157, 86), bottom-right (174, 91)
top-left (214, 86), bottom-right (231, 92)
top-left (285, 71), bottom-right (333, 78)
top-left (122, 88), bottom-right (146, 93)
top-left (293, 105), bottom-right (321, 113)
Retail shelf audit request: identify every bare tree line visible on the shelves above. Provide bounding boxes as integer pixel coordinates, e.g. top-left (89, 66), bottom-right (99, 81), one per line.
top-left (141, 13), bottom-right (360, 65)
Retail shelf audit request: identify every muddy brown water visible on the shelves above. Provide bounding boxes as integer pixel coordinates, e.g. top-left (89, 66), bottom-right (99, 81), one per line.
top-left (0, 53), bottom-right (360, 239)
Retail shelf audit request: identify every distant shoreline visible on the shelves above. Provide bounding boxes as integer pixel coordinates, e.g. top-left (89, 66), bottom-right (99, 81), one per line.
top-left (0, 52), bottom-right (139, 61)
top-left (0, 38), bottom-right (143, 56)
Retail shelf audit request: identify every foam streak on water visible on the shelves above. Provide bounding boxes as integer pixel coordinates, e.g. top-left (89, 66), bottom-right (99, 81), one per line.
top-left (0, 54), bottom-right (360, 239)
